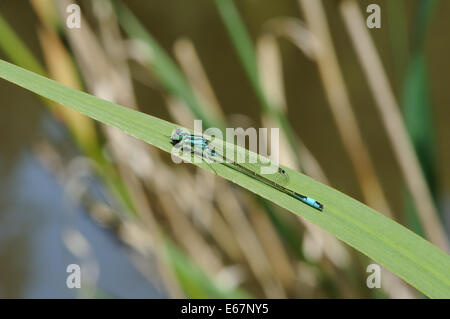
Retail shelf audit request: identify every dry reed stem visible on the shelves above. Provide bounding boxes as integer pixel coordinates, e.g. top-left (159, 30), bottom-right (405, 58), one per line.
top-left (215, 183), bottom-right (287, 298)
top-left (51, 0), bottom-right (186, 296)
top-left (159, 191), bottom-right (225, 275)
top-left (173, 37), bottom-right (225, 121)
top-left (166, 96), bottom-right (286, 296)
top-left (339, 0), bottom-right (448, 252)
top-left (256, 32), bottom-right (352, 272)
top-left (246, 197), bottom-right (297, 291)
top-left (298, 0), bottom-right (393, 218)
top-left (257, 33), bottom-right (329, 184)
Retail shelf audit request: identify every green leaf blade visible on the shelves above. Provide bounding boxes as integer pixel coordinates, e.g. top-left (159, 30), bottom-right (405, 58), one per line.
top-left (0, 59), bottom-right (449, 298)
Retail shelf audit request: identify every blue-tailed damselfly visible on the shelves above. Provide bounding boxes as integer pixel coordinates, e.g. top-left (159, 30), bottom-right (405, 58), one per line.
top-left (170, 128), bottom-right (323, 211)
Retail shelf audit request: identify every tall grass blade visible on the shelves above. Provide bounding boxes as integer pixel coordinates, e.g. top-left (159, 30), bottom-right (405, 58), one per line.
top-left (113, 1), bottom-right (224, 130)
top-left (1, 59), bottom-right (449, 297)
top-left (403, 0), bottom-right (439, 235)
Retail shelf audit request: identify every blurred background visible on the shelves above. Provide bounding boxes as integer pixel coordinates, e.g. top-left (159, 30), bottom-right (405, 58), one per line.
top-left (0, 0), bottom-right (449, 298)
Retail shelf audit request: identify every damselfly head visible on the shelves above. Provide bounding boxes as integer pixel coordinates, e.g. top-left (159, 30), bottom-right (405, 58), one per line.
top-left (171, 128), bottom-right (186, 145)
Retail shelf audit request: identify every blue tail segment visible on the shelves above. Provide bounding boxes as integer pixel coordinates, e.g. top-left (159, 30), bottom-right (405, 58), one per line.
top-left (295, 193), bottom-right (323, 211)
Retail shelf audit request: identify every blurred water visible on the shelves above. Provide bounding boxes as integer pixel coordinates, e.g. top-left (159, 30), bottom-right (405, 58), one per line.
top-left (0, 151), bottom-right (162, 298)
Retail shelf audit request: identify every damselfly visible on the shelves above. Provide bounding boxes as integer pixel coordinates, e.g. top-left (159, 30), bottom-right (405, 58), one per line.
top-left (170, 128), bottom-right (323, 211)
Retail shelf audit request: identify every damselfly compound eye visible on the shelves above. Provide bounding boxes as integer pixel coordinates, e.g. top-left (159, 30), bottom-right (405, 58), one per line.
top-left (171, 128), bottom-right (185, 144)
